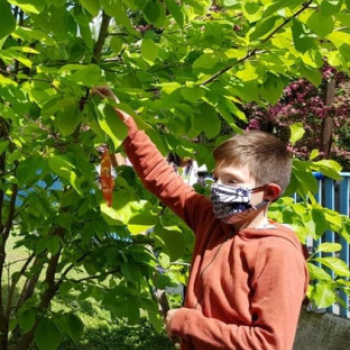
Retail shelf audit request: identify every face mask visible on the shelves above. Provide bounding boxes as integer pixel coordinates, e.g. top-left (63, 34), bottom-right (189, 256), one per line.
top-left (210, 183), bottom-right (268, 224)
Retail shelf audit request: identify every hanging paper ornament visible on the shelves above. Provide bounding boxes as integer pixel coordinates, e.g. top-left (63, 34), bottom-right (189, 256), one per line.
top-left (100, 148), bottom-right (114, 207)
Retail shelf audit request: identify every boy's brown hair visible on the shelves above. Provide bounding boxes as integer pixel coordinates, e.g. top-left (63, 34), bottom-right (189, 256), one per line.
top-left (213, 131), bottom-right (292, 193)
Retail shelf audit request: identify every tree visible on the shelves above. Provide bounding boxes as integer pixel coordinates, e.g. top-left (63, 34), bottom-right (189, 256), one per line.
top-left (244, 66), bottom-right (350, 169)
top-left (0, 0), bottom-right (350, 349)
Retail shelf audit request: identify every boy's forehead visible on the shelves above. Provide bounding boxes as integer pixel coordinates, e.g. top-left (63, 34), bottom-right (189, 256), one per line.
top-left (213, 163), bottom-right (251, 179)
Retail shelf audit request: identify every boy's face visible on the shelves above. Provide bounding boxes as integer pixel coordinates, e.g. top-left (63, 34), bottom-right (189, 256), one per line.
top-left (212, 163), bottom-right (265, 208)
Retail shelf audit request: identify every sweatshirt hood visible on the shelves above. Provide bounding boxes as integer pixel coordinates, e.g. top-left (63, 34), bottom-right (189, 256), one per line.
top-left (238, 223), bottom-right (303, 251)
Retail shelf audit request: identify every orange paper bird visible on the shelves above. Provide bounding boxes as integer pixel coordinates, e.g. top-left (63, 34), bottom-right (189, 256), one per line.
top-left (100, 149), bottom-right (114, 207)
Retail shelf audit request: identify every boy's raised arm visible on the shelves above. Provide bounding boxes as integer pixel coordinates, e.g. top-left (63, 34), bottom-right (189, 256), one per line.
top-left (91, 87), bottom-right (213, 232)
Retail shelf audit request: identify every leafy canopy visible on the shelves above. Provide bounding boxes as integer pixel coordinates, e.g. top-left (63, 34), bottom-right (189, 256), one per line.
top-left (1, 0), bottom-right (350, 349)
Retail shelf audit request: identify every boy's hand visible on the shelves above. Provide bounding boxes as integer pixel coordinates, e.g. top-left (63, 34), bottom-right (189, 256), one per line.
top-left (91, 86), bottom-right (120, 102)
top-left (165, 308), bottom-right (179, 339)
top-left (91, 86), bottom-right (130, 122)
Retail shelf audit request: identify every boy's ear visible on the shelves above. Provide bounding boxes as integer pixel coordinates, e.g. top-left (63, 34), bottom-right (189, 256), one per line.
top-left (264, 183), bottom-right (282, 201)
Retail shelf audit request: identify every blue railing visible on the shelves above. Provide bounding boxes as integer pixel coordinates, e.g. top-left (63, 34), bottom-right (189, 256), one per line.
top-left (309, 172), bottom-right (350, 318)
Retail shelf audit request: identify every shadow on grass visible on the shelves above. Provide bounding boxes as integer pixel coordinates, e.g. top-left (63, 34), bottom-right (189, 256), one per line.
top-left (59, 320), bottom-right (177, 350)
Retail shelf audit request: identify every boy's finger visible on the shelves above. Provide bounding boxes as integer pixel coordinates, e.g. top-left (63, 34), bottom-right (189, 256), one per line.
top-left (91, 89), bottom-right (105, 98)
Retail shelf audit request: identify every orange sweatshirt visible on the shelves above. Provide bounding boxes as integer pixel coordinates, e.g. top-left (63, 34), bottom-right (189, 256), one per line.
top-left (123, 117), bottom-right (309, 350)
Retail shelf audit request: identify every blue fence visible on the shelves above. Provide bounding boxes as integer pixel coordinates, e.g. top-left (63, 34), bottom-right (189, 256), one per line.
top-left (308, 172), bottom-right (350, 318)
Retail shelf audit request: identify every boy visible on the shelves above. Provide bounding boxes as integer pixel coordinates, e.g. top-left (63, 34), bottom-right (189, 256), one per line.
top-left (92, 87), bottom-right (309, 350)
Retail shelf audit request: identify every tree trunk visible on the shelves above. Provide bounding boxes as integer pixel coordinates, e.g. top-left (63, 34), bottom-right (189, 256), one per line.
top-left (320, 79), bottom-right (336, 158)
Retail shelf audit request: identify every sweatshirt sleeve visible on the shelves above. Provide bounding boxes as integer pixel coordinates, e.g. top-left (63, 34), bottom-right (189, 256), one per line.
top-left (122, 117), bottom-right (212, 232)
top-left (169, 240), bottom-right (308, 350)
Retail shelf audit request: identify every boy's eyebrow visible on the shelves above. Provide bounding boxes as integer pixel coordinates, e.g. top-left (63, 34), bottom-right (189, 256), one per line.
top-left (213, 169), bottom-right (246, 182)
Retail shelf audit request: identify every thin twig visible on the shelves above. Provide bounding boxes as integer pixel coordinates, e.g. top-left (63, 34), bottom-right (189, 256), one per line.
top-left (62, 268), bottom-right (121, 284)
top-left (201, 1), bottom-right (313, 86)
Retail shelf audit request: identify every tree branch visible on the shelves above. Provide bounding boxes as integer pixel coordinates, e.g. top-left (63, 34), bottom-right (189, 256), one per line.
top-left (92, 11), bottom-right (111, 63)
top-left (17, 226), bottom-right (65, 350)
top-left (14, 10), bottom-right (24, 78)
top-left (262, 1), bottom-right (313, 44)
top-left (201, 0), bottom-right (313, 86)
top-left (54, 251), bottom-right (93, 289)
top-left (201, 50), bottom-right (257, 86)
top-left (6, 253), bottom-right (35, 319)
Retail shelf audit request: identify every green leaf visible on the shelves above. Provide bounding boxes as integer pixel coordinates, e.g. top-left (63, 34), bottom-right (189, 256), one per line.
top-left (95, 101), bottom-right (128, 149)
top-left (327, 31), bottom-right (350, 50)
top-left (312, 208), bottom-right (328, 237)
top-left (18, 309), bottom-right (36, 332)
top-left (289, 122), bottom-right (305, 145)
top-left (47, 236), bottom-right (61, 255)
top-left (154, 222), bottom-right (185, 261)
top-left (128, 212), bottom-right (158, 234)
top-left (48, 155), bottom-right (83, 196)
top-left (250, 16), bottom-right (280, 41)
top-left (181, 87), bottom-right (205, 102)
top-left (307, 262), bottom-right (332, 281)
top-left (101, 0), bottom-right (134, 32)
top-left (300, 64), bottom-right (322, 87)
top-left (101, 190), bottom-right (142, 225)
top-left (292, 166), bottom-right (318, 197)
top-left (259, 75), bottom-right (285, 105)
top-left (306, 11), bottom-right (334, 38)
top-left (314, 243), bottom-right (342, 254)
top-left (223, 0), bottom-right (238, 6)
top-left (141, 39), bottom-right (158, 62)
top-left (292, 19), bottom-right (316, 53)
top-left (183, 0), bottom-right (203, 10)
top-left (110, 36), bottom-right (123, 53)
top-left (121, 262), bottom-right (142, 283)
top-left (55, 105), bottom-right (82, 136)
top-left (116, 295), bottom-right (140, 324)
top-left (143, 0), bottom-right (166, 27)
top-left (80, 0), bottom-right (100, 16)
top-left (0, 140), bottom-right (9, 156)
top-left (158, 252), bottom-right (171, 269)
top-left (263, 0), bottom-right (304, 18)
top-left (0, 0), bottom-right (16, 40)
top-left (323, 209), bottom-right (343, 230)
top-left (311, 159), bottom-right (342, 180)
top-left (243, 1), bottom-right (263, 22)
top-left (313, 282), bottom-right (336, 308)
top-left (314, 257), bottom-right (350, 277)
top-left (193, 103), bottom-right (221, 139)
top-left (193, 53), bottom-right (219, 69)
top-left (16, 155), bottom-right (46, 187)
top-left (346, 0), bottom-right (350, 11)
top-left (68, 64), bottom-right (102, 87)
top-left (35, 318), bottom-right (62, 350)
top-left (309, 149), bottom-right (319, 161)
top-left (236, 63), bottom-right (259, 82)
top-left (321, 0), bottom-right (342, 16)
top-left (164, 0), bottom-right (184, 27)
top-left (8, 0), bottom-right (45, 14)
top-left (56, 314), bottom-right (84, 344)
top-left (142, 298), bottom-right (164, 332)
top-left (223, 100), bottom-right (247, 122)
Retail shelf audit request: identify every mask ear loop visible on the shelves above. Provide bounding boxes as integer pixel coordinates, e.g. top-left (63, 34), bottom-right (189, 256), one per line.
top-left (225, 199), bottom-right (269, 224)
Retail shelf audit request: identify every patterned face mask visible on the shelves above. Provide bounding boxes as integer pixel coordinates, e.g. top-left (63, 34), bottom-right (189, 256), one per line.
top-left (210, 183), bottom-right (268, 224)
